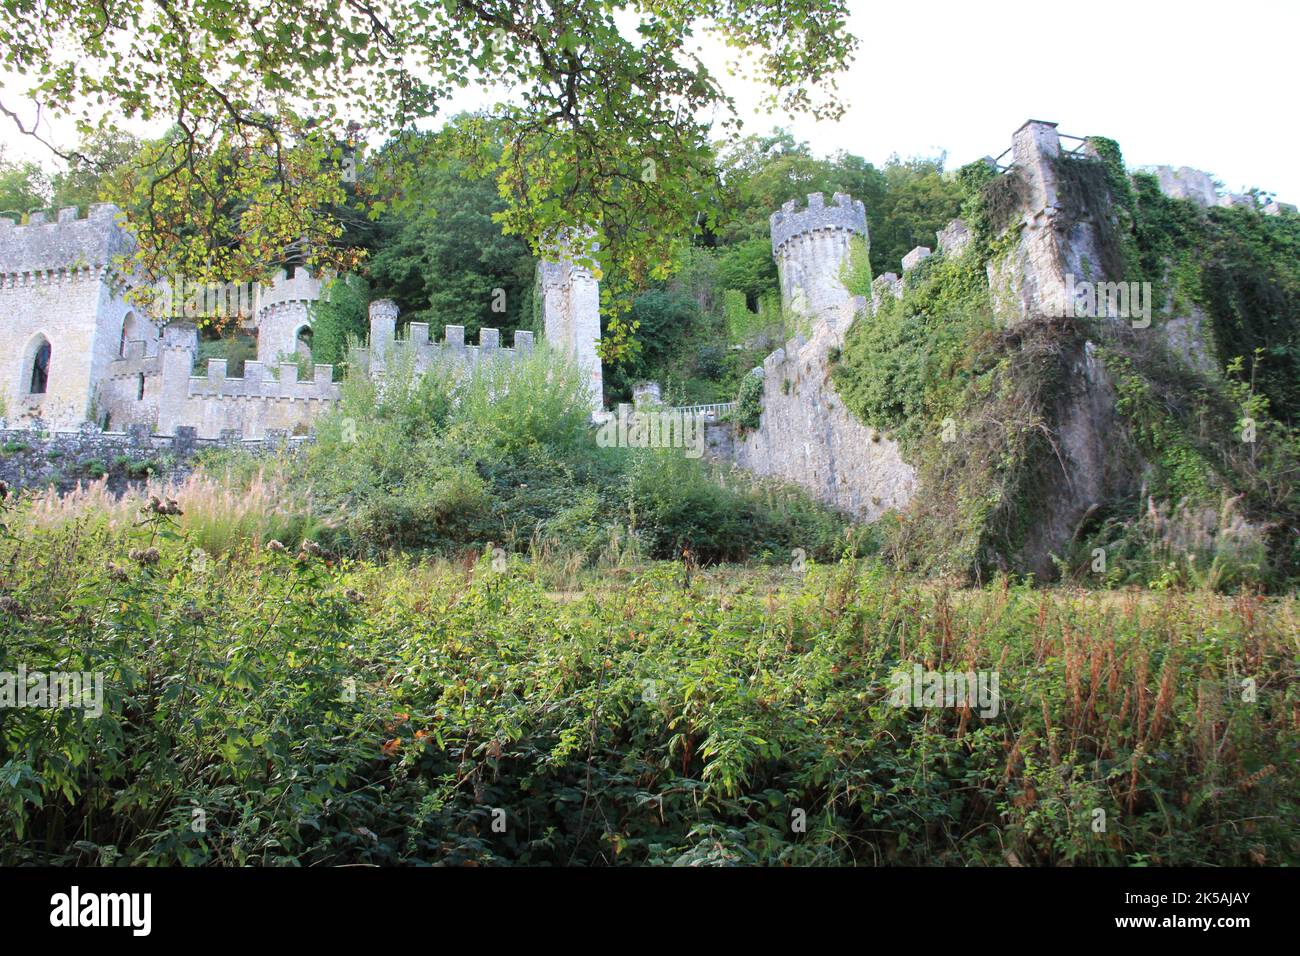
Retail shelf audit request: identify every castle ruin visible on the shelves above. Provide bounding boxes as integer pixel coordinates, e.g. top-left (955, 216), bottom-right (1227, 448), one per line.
top-left (1, 120), bottom-right (1290, 552)
top-left (0, 208), bottom-right (603, 438)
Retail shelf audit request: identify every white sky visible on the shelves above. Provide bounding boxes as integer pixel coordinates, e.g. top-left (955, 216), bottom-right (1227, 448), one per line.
top-left (2, 0), bottom-right (1297, 200)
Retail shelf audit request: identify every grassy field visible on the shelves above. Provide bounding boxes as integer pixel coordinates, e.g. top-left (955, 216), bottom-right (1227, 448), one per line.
top-left (1, 499), bottom-right (1296, 866)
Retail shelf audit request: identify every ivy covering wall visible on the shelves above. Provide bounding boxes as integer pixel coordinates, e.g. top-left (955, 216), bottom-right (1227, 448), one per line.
top-left (831, 140), bottom-right (1300, 588)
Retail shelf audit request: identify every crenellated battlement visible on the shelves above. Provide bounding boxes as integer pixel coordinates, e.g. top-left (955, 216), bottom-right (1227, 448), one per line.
top-left (0, 203), bottom-right (133, 278)
top-left (351, 313), bottom-right (535, 376)
top-left (254, 266), bottom-right (323, 313)
top-left (769, 192), bottom-right (867, 254)
top-left (189, 359), bottom-right (341, 402)
top-left (106, 339), bottom-right (162, 379)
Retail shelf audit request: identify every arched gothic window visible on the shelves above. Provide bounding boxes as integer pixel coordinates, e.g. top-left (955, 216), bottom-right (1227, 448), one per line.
top-left (29, 338), bottom-right (51, 394)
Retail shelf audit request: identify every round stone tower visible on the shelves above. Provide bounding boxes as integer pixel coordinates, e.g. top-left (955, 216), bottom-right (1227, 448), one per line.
top-left (253, 267), bottom-right (323, 364)
top-left (769, 192), bottom-right (868, 329)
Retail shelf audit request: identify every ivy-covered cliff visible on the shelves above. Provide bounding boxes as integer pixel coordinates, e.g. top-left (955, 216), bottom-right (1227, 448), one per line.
top-left (834, 122), bottom-right (1300, 588)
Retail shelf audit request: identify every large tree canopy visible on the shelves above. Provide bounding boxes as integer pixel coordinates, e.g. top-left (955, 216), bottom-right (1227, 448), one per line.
top-left (0, 0), bottom-right (856, 357)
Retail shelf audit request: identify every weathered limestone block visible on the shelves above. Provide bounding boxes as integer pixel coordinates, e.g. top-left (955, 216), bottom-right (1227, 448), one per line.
top-left (902, 246), bottom-right (932, 272)
top-left (937, 219), bottom-right (971, 258)
top-left (1152, 166), bottom-right (1220, 207)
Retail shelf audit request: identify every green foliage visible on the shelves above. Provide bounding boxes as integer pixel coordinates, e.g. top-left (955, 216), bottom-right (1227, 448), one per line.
top-left (723, 289), bottom-right (780, 346)
top-left (1104, 351), bottom-right (1217, 503)
top-left (626, 447), bottom-right (858, 563)
top-left (50, 129), bottom-right (144, 214)
top-left (2, 522), bottom-right (1294, 866)
top-left (716, 237), bottom-right (780, 306)
top-left (840, 234), bottom-right (873, 298)
top-left (956, 160), bottom-right (1025, 255)
top-left (867, 157), bottom-right (965, 274)
top-left (195, 333), bottom-right (257, 377)
top-left (731, 372), bottom-right (765, 432)
top-left (0, 149), bottom-right (50, 215)
top-left (5, 0), bottom-right (860, 355)
top-left (365, 147), bottom-right (536, 340)
top-left (714, 131), bottom-right (963, 277)
top-left (834, 248), bottom-right (994, 448)
top-left (714, 130), bottom-right (885, 245)
top-left (309, 274), bottom-right (369, 370)
top-left (299, 342), bottom-right (849, 564)
top-left (603, 247), bottom-right (766, 405)
top-left (1119, 169), bottom-right (1300, 424)
top-left (603, 290), bottom-right (707, 402)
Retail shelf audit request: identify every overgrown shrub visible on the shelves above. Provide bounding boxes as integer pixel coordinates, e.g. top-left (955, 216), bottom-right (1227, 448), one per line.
top-left (1, 516), bottom-right (1293, 866)
top-left (298, 345), bottom-right (849, 565)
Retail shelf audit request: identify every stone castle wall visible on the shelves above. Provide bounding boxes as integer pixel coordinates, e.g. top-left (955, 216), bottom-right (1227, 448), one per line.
top-left (0, 423), bottom-right (311, 494)
top-left (726, 191), bottom-right (916, 519)
top-left (0, 205), bottom-right (138, 430)
top-left (0, 202), bottom-right (602, 439)
top-left (4, 124), bottom-right (1284, 517)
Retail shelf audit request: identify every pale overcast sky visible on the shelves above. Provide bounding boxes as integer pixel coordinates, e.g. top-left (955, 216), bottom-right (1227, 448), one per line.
top-left (2, 0), bottom-right (1296, 200)
top-left (735, 0), bottom-right (1299, 200)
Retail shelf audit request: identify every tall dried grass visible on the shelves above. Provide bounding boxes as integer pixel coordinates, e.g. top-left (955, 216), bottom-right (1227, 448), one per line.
top-left (15, 469), bottom-right (323, 554)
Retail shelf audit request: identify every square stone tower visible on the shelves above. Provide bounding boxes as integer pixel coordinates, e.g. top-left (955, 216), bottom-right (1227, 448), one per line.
top-left (539, 238), bottom-right (603, 413)
top-left (0, 204), bottom-right (139, 429)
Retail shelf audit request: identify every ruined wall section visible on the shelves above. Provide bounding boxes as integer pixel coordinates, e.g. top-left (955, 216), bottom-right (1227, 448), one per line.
top-left (979, 121), bottom-right (1141, 576)
top-left (731, 312), bottom-right (916, 520)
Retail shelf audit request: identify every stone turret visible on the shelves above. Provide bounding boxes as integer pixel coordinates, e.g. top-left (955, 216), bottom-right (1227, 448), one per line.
top-left (769, 192), bottom-right (868, 331)
top-left (252, 266), bottom-right (323, 364)
top-left (539, 234), bottom-right (603, 413)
